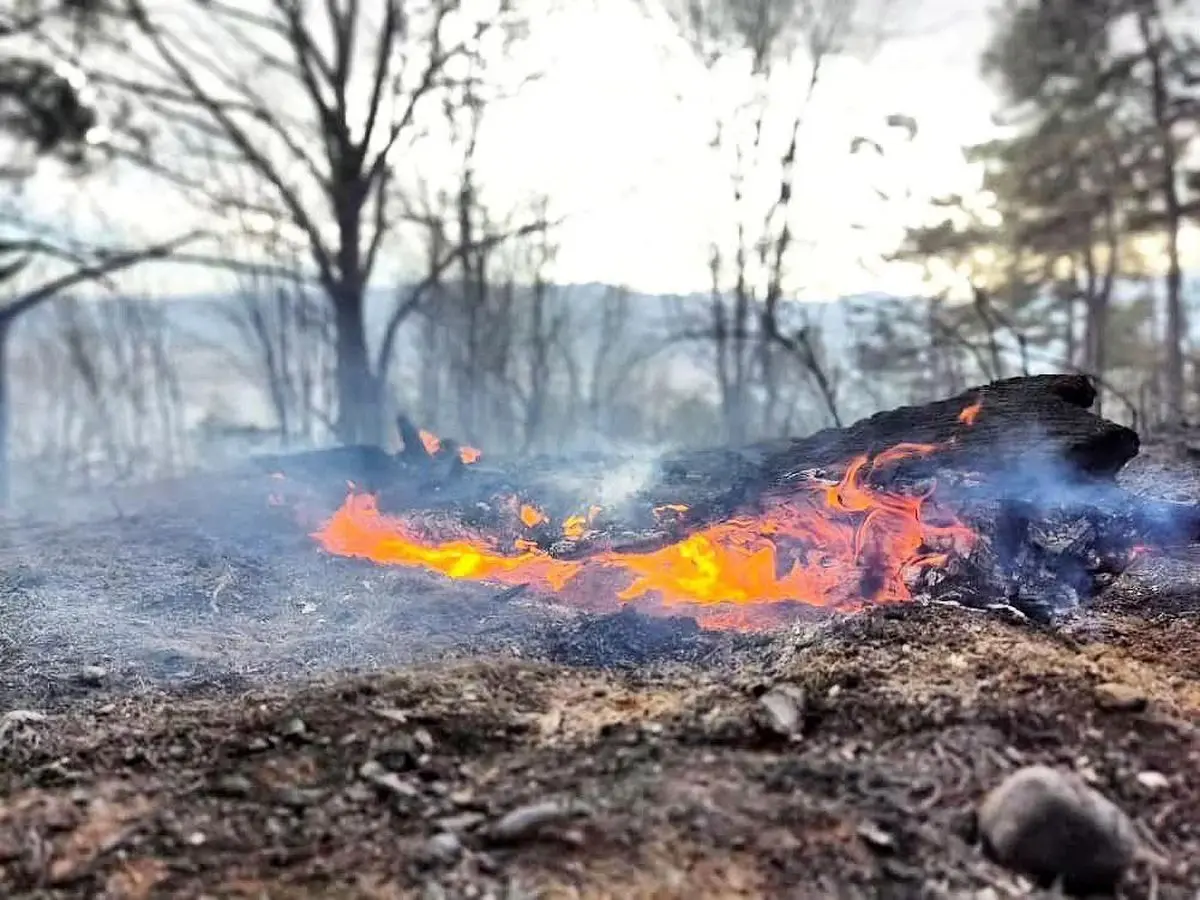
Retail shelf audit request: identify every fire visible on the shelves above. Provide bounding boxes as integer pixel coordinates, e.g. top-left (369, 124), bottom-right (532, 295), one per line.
top-left (562, 505), bottom-right (602, 540)
top-left (312, 443), bottom-right (976, 630)
top-left (519, 504), bottom-right (547, 528)
top-left (958, 400), bottom-right (982, 426)
top-left (414, 427), bottom-right (482, 465)
top-left (418, 429), bottom-right (441, 455)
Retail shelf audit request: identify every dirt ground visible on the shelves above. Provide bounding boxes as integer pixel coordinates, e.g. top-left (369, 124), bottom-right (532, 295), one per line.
top-left (0, 596), bottom-right (1196, 899)
top-left (0, 454), bottom-right (1198, 898)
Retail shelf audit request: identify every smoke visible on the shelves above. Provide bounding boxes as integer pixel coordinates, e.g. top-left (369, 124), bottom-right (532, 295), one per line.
top-left (917, 426), bottom-right (1199, 620)
top-left (4, 415), bottom-right (1196, 704)
top-left (544, 452), bottom-right (663, 513)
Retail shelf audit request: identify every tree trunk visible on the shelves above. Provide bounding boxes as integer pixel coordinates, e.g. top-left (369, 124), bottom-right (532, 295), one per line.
top-left (1138, 1), bottom-right (1187, 422)
top-left (333, 293), bottom-right (382, 446)
top-left (0, 321), bottom-right (10, 507)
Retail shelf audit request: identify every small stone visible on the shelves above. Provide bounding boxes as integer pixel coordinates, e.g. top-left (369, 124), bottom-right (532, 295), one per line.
top-left (1093, 683), bottom-right (1148, 713)
top-left (758, 683), bottom-right (807, 738)
top-left (76, 665), bottom-right (107, 686)
top-left (423, 832), bottom-right (461, 864)
top-left (274, 786), bottom-right (325, 808)
top-left (414, 728), bottom-right (435, 752)
top-left (978, 765), bottom-right (1137, 893)
top-left (212, 774), bottom-right (254, 797)
top-left (279, 717), bottom-right (308, 738)
top-left (856, 820), bottom-right (894, 852)
top-left (359, 759), bottom-right (420, 799)
top-left (1135, 771), bottom-right (1169, 792)
top-left (489, 798), bottom-right (579, 843)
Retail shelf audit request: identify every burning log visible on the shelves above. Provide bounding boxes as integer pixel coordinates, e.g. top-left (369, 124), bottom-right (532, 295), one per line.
top-left (255, 375), bottom-right (1188, 629)
top-left (756, 373), bottom-right (1138, 482)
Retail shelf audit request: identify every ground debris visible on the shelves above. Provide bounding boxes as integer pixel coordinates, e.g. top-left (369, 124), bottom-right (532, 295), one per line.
top-left (756, 682), bottom-right (808, 739)
top-left (487, 797), bottom-right (586, 844)
top-left (0, 597), bottom-right (1196, 897)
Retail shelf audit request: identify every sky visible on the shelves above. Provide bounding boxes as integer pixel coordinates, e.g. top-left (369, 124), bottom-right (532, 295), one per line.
top-left (13, 0), bottom-right (1001, 301)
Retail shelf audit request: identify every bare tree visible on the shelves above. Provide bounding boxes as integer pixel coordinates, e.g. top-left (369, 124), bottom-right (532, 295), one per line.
top-left (219, 230), bottom-right (336, 447)
top-left (556, 286), bottom-right (660, 446)
top-left (72, 0), bottom-right (540, 446)
top-left (14, 291), bottom-right (187, 498)
top-left (0, 232), bottom-right (198, 501)
top-left (653, 0), bottom-right (894, 440)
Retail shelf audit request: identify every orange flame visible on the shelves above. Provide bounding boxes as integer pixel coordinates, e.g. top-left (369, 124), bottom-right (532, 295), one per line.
top-left (958, 400), bottom-right (982, 426)
top-left (519, 504), bottom-right (548, 528)
top-left (418, 429), bottom-right (441, 455)
top-left (312, 443), bottom-right (976, 629)
top-left (562, 505), bottom-right (602, 540)
top-left (414, 427), bottom-right (482, 464)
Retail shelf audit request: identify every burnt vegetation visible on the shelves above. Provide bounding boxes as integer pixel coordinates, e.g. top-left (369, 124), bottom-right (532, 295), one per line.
top-left (0, 0), bottom-right (1199, 897)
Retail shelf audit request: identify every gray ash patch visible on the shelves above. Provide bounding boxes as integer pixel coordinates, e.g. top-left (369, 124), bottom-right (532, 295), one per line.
top-left (0, 492), bottom-right (563, 707)
top-left (531, 607), bottom-right (772, 669)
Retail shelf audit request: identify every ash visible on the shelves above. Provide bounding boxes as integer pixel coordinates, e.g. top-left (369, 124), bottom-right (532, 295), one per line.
top-left (0, 471), bottom-right (771, 708)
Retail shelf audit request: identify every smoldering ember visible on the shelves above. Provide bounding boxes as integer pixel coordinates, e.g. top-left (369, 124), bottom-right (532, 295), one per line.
top-left (0, 374), bottom-right (1197, 898)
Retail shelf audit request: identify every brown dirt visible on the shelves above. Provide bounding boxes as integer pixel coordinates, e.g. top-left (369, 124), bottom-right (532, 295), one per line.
top-left (0, 599), bottom-right (1197, 899)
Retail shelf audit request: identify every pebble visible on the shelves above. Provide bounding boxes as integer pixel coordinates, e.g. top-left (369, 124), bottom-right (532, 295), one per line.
top-left (279, 717), bottom-right (308, 738)
top-left (758, 683), bottom-right (807, 738)
top-left (75, 665), bottom-right (107, 686)
top-left (1093, 682), bottom-right (1148, 713)
top-left (423, 831), bottom-right (461, 864)
top-left (856, 820), bottom-right (894, 852)
top-left (489, 798), bottom-right (577, 843)
top-left (1135, 770), bottom-right (1170, 792)
top-left (978, 765), bottom-right (1138, 893)
top-left (359, 759), bottom-right (421, 799)
top-left (212, 774), bottom-right (254, 797)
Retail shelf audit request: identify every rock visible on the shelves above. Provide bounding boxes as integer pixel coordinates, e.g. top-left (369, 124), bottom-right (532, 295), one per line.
top-left (0, 709), bottom-right (47, 744)
top-left (489, 798), bottom-right (580, 843)
top-left (414, 728), bottom-right (435, 752)
top-left (757, 683), bottom-right (807, 738)
top-left (856, 820), bottom-right (894, 852)
top-left (274, 786), bottom-right (326, 808)
top-left (978, 765), bottom-right (1138, 893)
top-left (422, 831), bottom-right (461, 864)
top-left (1135, 770), bottom-right (1169, 792)
top-left (76, 665), bottom-right (107, 686)
top-left (359, 759), bottom-right (421, 800)
top-left (1093, 682), bottom-right (1148, 713)
top-left (279, 717), bottom-right (308, 738)
top-left (211, 774), bottom-right (254, 798)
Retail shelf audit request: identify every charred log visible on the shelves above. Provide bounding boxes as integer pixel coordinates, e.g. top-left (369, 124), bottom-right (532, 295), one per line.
top-left (246, 375), bottom-right (1199, 625)
top-left (757, 373), bottom-right (1137, 482)
top-left (253, 375), bottom-right (1141, 529)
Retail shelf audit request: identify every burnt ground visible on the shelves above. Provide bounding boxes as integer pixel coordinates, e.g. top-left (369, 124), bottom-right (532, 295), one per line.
top-left (0, 453), bottom-right (1197, 897)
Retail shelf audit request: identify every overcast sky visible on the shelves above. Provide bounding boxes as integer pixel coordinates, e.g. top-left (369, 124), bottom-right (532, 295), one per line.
top-left (16, 0), bottom-right (1000, 300)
